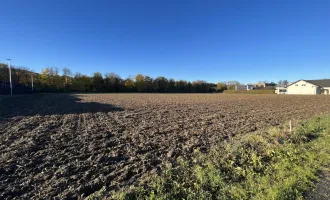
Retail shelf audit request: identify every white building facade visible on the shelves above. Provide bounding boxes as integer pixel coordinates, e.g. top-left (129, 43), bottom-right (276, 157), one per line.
top-left (286, 79), bottom-right (330, 95)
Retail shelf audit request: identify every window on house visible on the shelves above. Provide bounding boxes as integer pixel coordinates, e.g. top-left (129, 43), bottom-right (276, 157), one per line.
top-left (295, 84), bottom-right (298, 86)
top-left (302, 84), bottom-right (306, 86)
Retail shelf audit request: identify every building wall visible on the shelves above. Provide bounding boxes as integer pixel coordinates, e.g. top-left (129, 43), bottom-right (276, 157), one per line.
top-left (275, 87), bottom-right (287, 94)
top-left (235, 85), bottom-right (248, 90)
top-left (287, 80), bottom-right (319, 95)
top-left (323, 87), bottom-right (330, 95)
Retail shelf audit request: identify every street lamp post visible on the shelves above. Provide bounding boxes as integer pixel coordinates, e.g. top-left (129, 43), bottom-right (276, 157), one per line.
top-left (6, 59), bottom-right (12, 95)
top-left (31, 74), bottom-right (34, 91)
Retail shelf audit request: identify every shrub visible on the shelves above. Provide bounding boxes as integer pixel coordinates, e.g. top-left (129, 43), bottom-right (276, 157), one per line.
top-left (223, 90), bottom-right (275, 94)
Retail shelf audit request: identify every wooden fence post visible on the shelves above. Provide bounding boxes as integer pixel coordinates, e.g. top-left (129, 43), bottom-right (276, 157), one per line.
top-left (290, 120), bottom-right (292, 134)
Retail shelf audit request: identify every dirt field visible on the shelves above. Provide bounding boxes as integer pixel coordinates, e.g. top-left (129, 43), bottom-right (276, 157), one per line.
top-left (1, 93), bottom-right (330, 199)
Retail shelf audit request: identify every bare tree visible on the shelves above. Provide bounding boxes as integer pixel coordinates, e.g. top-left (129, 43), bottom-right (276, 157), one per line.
top-left (62, 67), bottom-right (72, 84)
top-left (278, 80), bottom-right (289, 87)
top-left (282, 80), bottom-right (289, 87)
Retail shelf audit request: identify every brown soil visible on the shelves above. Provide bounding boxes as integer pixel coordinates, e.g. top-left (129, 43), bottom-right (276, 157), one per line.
top-left (1, 93), bottom-right (330, 199)
top-left (304, 167), bottom-right (330, 200)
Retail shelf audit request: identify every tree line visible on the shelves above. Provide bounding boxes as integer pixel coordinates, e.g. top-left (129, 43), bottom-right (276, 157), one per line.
top-left (0, 63), bottom-right (232, 93)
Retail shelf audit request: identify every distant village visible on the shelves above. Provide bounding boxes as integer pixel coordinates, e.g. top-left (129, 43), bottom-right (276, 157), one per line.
top-left (237, 79), bottom-right (330, 95)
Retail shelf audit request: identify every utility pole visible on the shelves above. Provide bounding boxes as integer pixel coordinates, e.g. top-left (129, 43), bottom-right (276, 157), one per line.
top-left (31, 74), bottom-right (34, 91)
top-left (6, 59), bottom-right (12, 95)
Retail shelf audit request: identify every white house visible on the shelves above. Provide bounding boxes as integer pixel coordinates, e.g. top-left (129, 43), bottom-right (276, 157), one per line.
top-left (275, 87), bottom-right (287, 94)
top-left (286, 79), bottom-right (330, 95)
top-left (235, 84), bottom-right (254, 90)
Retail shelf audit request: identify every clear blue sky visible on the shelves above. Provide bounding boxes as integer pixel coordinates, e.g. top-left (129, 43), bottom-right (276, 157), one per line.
top-left (1, 0), bottom-right (329, 83)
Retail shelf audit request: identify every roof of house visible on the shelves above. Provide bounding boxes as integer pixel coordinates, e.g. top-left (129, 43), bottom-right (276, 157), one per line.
top-left (305, 79), bottom-right (330, 87)
top-left (287, 79), bottom-right (330, 87)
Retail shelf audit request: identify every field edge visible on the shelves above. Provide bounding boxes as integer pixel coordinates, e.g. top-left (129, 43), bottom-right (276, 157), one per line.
top-left (91, 114), bottom-right (330, 200)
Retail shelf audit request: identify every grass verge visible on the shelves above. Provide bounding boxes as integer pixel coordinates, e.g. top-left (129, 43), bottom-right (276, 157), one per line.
top-left (92, 115), bottom-right (330, 200)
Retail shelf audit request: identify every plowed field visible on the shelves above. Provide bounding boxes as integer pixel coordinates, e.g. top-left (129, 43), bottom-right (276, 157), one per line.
top-left (1, 93), bottom-right (330, 199)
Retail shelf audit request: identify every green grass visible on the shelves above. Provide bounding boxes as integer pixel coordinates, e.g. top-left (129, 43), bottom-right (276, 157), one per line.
top-left (90, 115), bottom-right (330, 200)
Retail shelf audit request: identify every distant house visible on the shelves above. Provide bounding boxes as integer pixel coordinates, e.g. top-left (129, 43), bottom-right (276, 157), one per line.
top-left (247, 84), bottom-right (253, 90)
top-left (235, 84), bottom-right (253, 90)
top-left (275, 87), bottom-right (287, 94)
top-left (286, 79), bottom-right (330, 95)
top-left (252, 82), bottom-right (276, 90)
top-left (265, 82), bottom-right (276, 87)
top-left (253, 82), bottom-right (270, 88)
top-left (253, 82), bottom-right (266, 88)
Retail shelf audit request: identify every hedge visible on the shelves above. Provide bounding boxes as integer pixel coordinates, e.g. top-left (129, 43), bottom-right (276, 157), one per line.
top-left (223, 90), bottom-right (275, 94)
